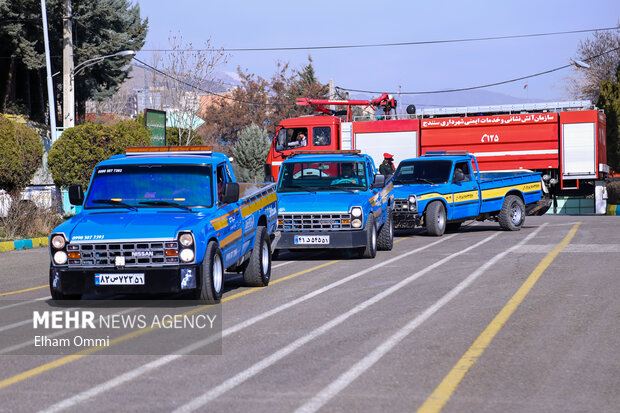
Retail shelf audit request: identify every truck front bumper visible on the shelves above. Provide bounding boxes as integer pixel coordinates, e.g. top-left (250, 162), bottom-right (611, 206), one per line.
top-left (274, 229), bottom-right (368, 250)
top-left (393, 211), bottom-right (422, 229)
top-left (50, 265), bottom-right (198, 296)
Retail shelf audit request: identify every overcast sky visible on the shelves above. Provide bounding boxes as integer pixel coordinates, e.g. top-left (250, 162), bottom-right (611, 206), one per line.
top-left (134, 0), bottom-right (619, 106)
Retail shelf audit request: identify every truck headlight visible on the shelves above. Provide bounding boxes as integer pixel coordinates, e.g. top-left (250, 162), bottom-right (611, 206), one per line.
top-left (53, 251), bottom-right (68, 265)
top-left (179, 248), bottom-right (195, 263)
top-left (351, 207), bottom-right (362, 218)
top-left (352, 218), bottom-right (363, 228)
top-left (51, 235), bottom-right (66, 249)
top-left (408, 195), bottom-right (417, 211)
top-left (179, 233), bottom-right (194, 247)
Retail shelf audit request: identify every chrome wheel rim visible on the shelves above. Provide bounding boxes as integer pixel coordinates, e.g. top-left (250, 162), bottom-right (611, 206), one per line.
top-left (438, 209), bottom-right (446, 230)
top-left (261, 241), bottom-right (270, 278)
top-left (371, 227), bottom-right (377, 251)
top-left (511, 204), bottom-right (522, 225)
top-left (213, 254), bottom-right (223, 293)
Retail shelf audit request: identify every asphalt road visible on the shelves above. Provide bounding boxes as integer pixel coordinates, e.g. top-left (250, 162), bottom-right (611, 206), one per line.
top-left (0, 215), bottom-right (618, 412)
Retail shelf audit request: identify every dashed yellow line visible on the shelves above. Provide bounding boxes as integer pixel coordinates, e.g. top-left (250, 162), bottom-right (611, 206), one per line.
top-left (417, 222), bottom-right (581, 413)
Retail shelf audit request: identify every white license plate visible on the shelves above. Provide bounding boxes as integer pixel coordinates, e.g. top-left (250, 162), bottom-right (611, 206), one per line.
top-left (294, 235), bottom-right (330, 245)
top-left (95, 273), bottom-right (145, 285)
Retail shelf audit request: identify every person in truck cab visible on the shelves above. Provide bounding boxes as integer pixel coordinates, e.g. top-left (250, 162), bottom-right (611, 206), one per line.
top-left (331, 162), bottom-right (361, 185)
top-left (379, 153), bottom-right (395, 176)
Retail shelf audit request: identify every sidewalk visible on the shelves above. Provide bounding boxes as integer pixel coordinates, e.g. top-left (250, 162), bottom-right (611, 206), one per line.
top-left (0, 237), bottom-right (49, 253)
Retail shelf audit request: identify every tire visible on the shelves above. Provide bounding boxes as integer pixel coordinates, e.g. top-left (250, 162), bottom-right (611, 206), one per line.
top-left (426, 201), bottom-right (446, 236)
top-left (49, 267), bottom-right (81, 300)
top-left (376, 208), bottom-right (394, 251)
top-left (498, 195), bottom-right (525, 231)
top-left (197, 241), bottom-right (224, 303)
top-left (243, 226), bottom-right (271, 287)
top-left (359, 214), bottom-right (377, 258)
top-left (446, 222), bottom-right (461, 232)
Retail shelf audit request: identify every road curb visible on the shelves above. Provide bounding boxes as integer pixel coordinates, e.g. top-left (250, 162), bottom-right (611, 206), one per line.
top-left (0, 237), bottom-right (49, 253)
top-left (606, 204), bottom-right (620, 216)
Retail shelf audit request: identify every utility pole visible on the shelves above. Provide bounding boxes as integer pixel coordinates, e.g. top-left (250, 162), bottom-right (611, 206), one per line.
top-left (62, 0), bottom-right (74, 127)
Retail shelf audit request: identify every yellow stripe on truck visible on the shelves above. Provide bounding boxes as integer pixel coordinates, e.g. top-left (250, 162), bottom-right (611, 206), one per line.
top-left (453, 190), bottom-right (479, 203)
top-left (241, 192), bottom-right (277, 218)
top-left (481, 182), bottom-right (541, 200)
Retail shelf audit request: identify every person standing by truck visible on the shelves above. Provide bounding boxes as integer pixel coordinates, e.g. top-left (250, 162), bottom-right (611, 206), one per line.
top-left (379, 153), bottom-right (395, 176)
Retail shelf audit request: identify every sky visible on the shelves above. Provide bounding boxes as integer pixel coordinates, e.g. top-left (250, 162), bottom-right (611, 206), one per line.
top-left (133, 0), bottom-right (619, 107)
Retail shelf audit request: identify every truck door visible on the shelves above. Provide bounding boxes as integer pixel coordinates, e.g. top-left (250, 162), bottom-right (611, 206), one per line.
top-left (216, 163), bottom-right (243, 267)
top-left (451, 160), bottom-right (480, 219)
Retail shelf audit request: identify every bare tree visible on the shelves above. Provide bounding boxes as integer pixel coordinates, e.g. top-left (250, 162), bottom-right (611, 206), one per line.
top-left (153, 33), bottom-right (228, 145)
top-left (566, 28), bottom-right (620, 102)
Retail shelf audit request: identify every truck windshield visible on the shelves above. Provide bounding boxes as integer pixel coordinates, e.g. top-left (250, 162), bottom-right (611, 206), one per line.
top-left (278, 161), bottom-right (367, 192)
top-left (84, 164), bottom-right (213, 209)
top-left (275, 127), bottom-right (309, 151)
top-left (392, 160), bottom-right (452, 185)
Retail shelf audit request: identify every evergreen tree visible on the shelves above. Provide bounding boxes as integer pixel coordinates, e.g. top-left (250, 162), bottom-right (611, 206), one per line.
top-left (0, 0), bottom-right (148, 122)
top-left (597, 64), bottom-right (620, 171)
top-left (232, 123), bottom-right (270, 182)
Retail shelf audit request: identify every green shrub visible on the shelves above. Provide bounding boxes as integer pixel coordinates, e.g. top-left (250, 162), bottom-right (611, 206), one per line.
top-left (0, 114), bottom-right (43, 194)
top-left (48, 120), bottom-right (151, 188)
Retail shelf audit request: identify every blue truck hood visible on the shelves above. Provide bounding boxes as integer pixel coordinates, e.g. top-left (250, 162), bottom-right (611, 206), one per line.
top-left (54, 211), bottom-right (207, 242)
top-left (277, 192), bottom-right (369, 214)
top-left (391, 184), bottom-right (441, 199)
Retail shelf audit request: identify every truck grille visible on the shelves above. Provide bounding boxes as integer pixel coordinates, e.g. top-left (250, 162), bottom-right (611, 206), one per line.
top-left (394, 199), bottom-right (410, 212)
top-left (278, 213), bottom-right (352, 231)
top-left (66, 241), bottom-right (178, 267)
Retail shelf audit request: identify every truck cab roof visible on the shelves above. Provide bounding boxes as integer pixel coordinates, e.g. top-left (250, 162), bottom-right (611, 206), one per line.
top-left (101, 151), bottom-right (230, 167)
top-left (283, 152), bottom-right (372, 164)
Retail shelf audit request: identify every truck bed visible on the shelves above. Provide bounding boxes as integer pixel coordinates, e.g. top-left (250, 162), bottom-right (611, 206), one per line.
top-left (477, 171), bottom-right (542, 214)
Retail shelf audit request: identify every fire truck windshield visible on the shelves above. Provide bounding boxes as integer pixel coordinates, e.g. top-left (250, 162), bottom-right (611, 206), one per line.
top-left (84, 164), bottom-right (213, 209)
top-left (276, 127), bottom-right (309, 151)
top-left (392, 160), bottom-right (452, 185)
top-left (278, 161), bottom-right (367, 192)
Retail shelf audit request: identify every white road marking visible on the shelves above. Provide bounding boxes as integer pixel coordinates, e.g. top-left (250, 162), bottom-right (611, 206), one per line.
top-left (514, 244), bottom-right (620, 254)
top-left (172, 232), bottom-right (501, 413)
top-left (294, 224), bottom-right (547, 413)
top-left (39, 235), bottom-right (457, 413)
top-left (0, 297), bottom-right (49, 311)
top-left (272, 261), bottom-right (293, 269)
top-left (0, 318), bottom-right (31, 333)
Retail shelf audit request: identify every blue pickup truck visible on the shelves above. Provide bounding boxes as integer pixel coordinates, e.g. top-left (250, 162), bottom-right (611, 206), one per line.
top-left (391, 152), bottom-right (542, 235)
top-left (274, 150), bottom-right (393, 258)
top-left (49, 146), bottom-right (278, 303)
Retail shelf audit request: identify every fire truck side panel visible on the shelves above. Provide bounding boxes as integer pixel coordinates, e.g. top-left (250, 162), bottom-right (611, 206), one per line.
top-left (352, 119), bottom-right (420, 169)
top-left (559, 110), bottom-right (606, 181)
top-left (420, 113), bottom-right (559, 172)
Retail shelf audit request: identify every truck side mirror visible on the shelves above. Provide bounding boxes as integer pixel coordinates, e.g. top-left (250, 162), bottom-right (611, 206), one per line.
top-left (222, 182), bottom-right (240, 204)
top-left (453, 171), bottom-right (465, 183)
top-left (372, 174), bottom-right (386, 189)
top-left (68, 185), bottom-right (84, 206)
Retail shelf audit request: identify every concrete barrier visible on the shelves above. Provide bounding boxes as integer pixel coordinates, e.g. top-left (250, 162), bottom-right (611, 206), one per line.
top-left (0, 237), bottom-right (49, 253)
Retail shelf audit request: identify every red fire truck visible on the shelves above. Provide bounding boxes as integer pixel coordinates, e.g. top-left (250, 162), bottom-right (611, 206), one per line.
top-left (265, 97), bottom-right (609, 212)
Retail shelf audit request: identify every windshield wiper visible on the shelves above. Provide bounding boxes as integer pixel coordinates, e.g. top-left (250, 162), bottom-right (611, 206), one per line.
top-left (90, 199), bottom-right (138, 211)
top-left (415, 178), bottom-right (435, 185)
top-left (282, 185), bottom-right (319, 193)
top-left (138, 201), bottom-right (193, 211)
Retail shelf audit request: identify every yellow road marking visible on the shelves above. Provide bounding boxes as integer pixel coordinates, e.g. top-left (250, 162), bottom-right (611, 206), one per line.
top-left (417, 222), bottom-right (581, 413)
top-left (0, 260), bottom-right (340, 390)
top-left (0, 285), bottom-right (48, 296)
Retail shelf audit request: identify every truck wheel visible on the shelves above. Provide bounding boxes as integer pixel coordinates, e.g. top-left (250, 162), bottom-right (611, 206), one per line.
top-left (426, 201), bottom-right (446, 236)
top-left (446, 222), bottom-right (461, 232)
top-left (359, 214), bottom-right (377, 258)
top-left (499, 195), bottom-right (525, 231)
top-left (49, 267), bottom-right (82, 300)
top-left (377, 208), bottom-right (394, 251)
top-left (243, 226), bottom-right (271, 287)
top-left (198, 241), bottom-right (224, 303)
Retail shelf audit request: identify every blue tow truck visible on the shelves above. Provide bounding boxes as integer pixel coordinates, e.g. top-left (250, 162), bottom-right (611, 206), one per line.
top-left (49, 146), bottom-right (278, 303)
top-left (391, 152), bottom-right (543, 235)
top-left (274, 150), bottom-right (394, 258)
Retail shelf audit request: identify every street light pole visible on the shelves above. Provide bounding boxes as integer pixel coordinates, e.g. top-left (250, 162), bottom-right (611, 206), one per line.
top-left (62, 0), bottom-right (74, 127)
top-left (60, 50), bottom-right (136, 128)
top-left (40, 0), bottom-right (57, 143)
